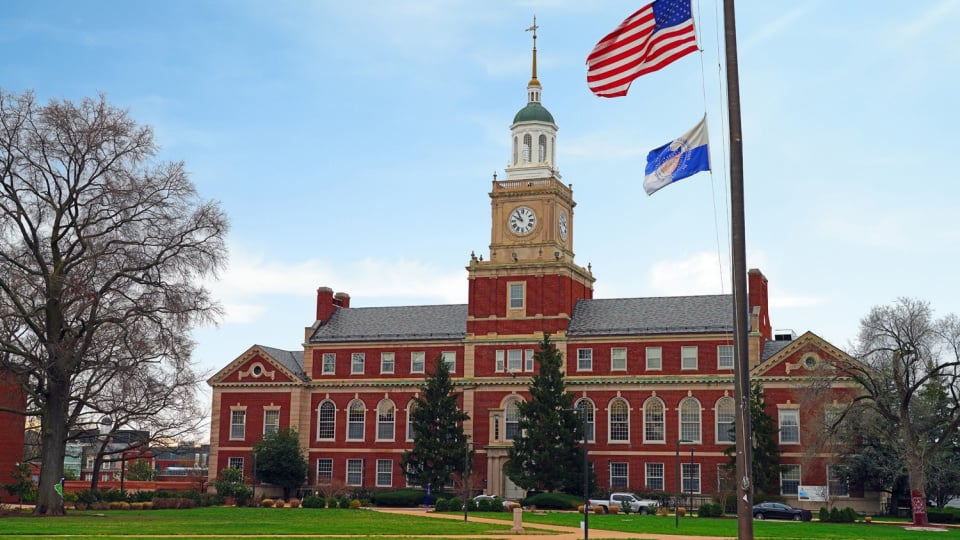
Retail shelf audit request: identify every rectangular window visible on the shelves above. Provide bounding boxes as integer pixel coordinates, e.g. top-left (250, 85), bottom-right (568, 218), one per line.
top-left (611, 347), bottom-right (627, 371)
top-left (779, 409), bottom-right (801, 444)
top-left (442, 351), bottom-right (456, 373)
top-left (380, 352), bottom-right (395, 374)
top-left (322, 353), bottom-right (336, 375)
top-left (525, 349), bottom-right (534, 371)
top-left (681, 346), bottom-right (698, 370)
top-left (507, 349), bottom-right (522, 372)
top-left (495, 350), bottom-right (505, 372)
top-left (410, 351), bottom-right (425, 374)
top-left (230, 409), bottom-right (246, 440)
top-left (317, 459), bottom-right (333, 481)
top-left (646, 463), bottom-right (664, 491)
top-left (577, 348), bottom-right (593, 371)
top-left (228, 456), bottom-right (244, 470)
top-left (346, 459), bottom-right (363, 486)
top-left (681, 463), bottom-right (701, 494)
top-left (781, 464), bottom-right (801, 496)
top-left (509, 283), bottom-right (524, 309)
top-left (646, 347), bottom-right (662, 371)
top-left (351, 353), bottom-right (365, 374)
top-left (263, 409), bottom-right (280, 436)
top-left (376, 459), bottom-right (393, 487)
top-left (610, 462), bottom-right (628, 489)
top-left (828, 466), bottom-right (849, 497)
top-left (718, 345), bottom-right (734, 370)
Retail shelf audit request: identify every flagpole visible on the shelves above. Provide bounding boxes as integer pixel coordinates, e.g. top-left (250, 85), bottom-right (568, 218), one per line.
top-left (723, 1), bottom-right (753, 539)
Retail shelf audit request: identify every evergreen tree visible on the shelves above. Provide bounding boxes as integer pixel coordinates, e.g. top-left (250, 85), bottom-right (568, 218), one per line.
top-left (401, 355), bottom-right (471, 492)
top-left (505, 333), bottom-right (588, 494)
top-left (253, 428), bottom-right (308, 500)
top-left (724, 381), bottom-right (782, 495)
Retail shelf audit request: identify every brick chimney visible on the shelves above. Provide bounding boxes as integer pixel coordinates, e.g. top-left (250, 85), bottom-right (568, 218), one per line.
top-left (747, 269), bottom-right (771, 341)
top-left (333, 292), bottom-right (351, 309)
top-left (316, 287), bottom-right (335, 322)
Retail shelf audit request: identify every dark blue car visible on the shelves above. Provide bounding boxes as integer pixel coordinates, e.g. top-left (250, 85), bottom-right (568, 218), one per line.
top-left (752, 502), bottom-right (813, 521)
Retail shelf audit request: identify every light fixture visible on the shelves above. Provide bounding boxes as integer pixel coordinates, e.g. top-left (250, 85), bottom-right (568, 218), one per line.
top-left (554, 251), bottom-right (561, 260)
top-left (511, 252), bottom-right (518, 261)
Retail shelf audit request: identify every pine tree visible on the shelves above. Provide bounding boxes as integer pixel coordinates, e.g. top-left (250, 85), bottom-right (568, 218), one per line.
top-left (724, 381), bottom-right (782, 495)
top-left (401, 354), bottom-right (471, 492)
top-left (253, 428), bottom-right (308, 500)
top-left (505, 333), bottom-right (588, 494)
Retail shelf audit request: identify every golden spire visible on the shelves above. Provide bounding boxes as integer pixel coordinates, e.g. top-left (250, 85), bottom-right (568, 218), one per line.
top-left (525, 16), bottom-right (540, 87)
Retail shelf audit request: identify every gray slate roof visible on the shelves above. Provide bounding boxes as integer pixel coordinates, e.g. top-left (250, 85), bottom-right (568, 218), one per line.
top-left (256, 344), bottom-right (308, 381)
top-left (566, 295), bottom-right (734, 337)
top-left (761, 339), bottom-right (793, 362)
top-left (309, 304), bottom-right (468, 343)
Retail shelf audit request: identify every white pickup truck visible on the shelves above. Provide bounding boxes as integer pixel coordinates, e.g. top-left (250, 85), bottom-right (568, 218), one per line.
top-left (588, 492), bottom-right (659, 514)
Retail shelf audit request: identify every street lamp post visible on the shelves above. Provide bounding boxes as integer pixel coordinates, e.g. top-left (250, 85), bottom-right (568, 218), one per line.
top-left (675, 439), bottom-right (692, 528)
top-left (463, 437), bottom-right (471, 522)
top-left (580, 406), bottom-right (589, 540)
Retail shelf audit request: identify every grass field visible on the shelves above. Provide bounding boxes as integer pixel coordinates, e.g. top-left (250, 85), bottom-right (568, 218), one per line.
top-left (0, 506), bottom-right (956, 540)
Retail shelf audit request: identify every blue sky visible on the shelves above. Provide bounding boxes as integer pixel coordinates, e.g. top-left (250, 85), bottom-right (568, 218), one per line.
top-left (5, 0), bottom-right (960, 392)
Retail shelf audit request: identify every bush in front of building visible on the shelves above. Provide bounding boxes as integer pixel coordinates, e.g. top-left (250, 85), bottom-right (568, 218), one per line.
top-left (326, 496), bottom-right (338, 508)
top-left (522, 492), bottom-right (580, 510)
top-left (371, 488), bottom-right (427, 507)
top-left (698, 502), bottom-right (724, 517)
top-left (819, 506), bottom-right (858, 523)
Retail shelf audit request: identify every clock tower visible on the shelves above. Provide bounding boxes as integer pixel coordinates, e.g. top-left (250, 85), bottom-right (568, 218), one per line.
top-left (466, 23), bottom-right (594, 338)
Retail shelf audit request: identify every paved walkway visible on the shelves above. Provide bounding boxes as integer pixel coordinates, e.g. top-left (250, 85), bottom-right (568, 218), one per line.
top-left (374, 508), bottom-right (732, 540)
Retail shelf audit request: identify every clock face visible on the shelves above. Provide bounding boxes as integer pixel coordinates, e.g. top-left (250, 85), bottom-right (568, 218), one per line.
top-left (558, 210), bottom-right (568, 241)
top-left (508, 206), bottom-right (537, 235)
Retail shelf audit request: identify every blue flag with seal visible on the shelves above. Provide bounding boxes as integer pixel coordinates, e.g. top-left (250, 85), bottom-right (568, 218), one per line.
top-left (643, 116), bottom-right (710, 195)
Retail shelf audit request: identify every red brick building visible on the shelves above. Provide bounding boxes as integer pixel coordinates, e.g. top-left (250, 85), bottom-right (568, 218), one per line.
top-left (0, 369), bottom-right (26, 504)
top-left (208, 41), bottom-right (872, 511)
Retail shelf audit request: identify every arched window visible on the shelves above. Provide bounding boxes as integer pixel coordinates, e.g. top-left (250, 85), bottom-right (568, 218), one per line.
top-left (538, 134), bottom-right (547, 162)
top-left (317, 400), bottom-right (335, 440)
top-left (609, 398), bottom-right (629, 442)
top-left (377, 399), bottom-right (396, 441)
top-left (405, 400), bottom-right (417, 441)
top-left (575, 398), bottom-right (595, 442)
top-left (522, 134), bottom-right (532, 162)
top-left (643, 397), bottom-right (665, 443)
top-left (347, 399), bottom-right (365, 441)
top-left (715, 397), bottom-right (735, 443)
top-left (679, 397), bottom-right (701, 443)
top-left (505, 398), bottom-right (522, 440)
top-left (513, 136), bottom-right (519, 165)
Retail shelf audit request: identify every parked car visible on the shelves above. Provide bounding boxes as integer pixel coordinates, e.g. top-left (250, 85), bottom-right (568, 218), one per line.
top-left (752, 502), bottom-right (813, 521)
top-left (588, 492), bottom-right (659, 514)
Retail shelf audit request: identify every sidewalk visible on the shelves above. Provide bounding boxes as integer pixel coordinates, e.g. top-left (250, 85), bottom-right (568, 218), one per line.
top-left (374, 507), bottom-right (733, 540)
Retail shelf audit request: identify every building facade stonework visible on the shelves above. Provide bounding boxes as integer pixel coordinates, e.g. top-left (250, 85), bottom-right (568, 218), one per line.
top-left (208, 41), bottom-right (871, 511)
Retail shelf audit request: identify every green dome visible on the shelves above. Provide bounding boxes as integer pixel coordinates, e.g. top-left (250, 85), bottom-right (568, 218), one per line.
top-left (513, 102), bottom-right (555, 124)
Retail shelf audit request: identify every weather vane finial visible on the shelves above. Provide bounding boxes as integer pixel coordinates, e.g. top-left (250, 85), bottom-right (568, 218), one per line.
top-left (525, 16), bottom-right (539, 81)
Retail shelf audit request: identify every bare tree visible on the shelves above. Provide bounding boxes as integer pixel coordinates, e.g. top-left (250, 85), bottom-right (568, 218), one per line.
top-left (840, 298), bottom-right (960, 526)
top-left (0, 89), bottom-right (227, 515)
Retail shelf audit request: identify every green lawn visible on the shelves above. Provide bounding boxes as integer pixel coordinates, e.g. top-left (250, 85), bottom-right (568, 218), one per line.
top-left (0, 507), bottom-right (513, 538)
top-left (472, 510), bottom-right (960, 540)
top-left (0, 506), bottom-right (956, 540)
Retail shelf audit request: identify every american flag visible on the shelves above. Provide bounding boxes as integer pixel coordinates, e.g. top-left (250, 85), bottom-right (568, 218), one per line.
top-left (586, 0), bottom-right (699, 98)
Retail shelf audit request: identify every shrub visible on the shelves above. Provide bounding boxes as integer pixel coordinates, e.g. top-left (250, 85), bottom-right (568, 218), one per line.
top-left (829, 507), bottom-right (841, 522)
top-left (288, 498), bottom-right (301, 508)
top-left (350, 498), bottom-right (361, 509)
top-left (151, 498), bottom-right (195, 509)
top-left (338, 496), bottom-right (351, 509)
top-left (130, 491), bottom-right (155, 503)
top-left (199, 493), bottom-right (225, 507)
top-left (372, 489), bottom-right (427, 507)
top-left (302, 495), bottom-right (325, 508)
top-left (818, 507), bottom-right (829, 522)
top-left (446, 496), bottom-right (463, 512)
top-left (523, 492), bottom-right (580, 510)
top-left (75, 490), bottom-right (99, 510)
top-left (434, 498), bottom-right (448, 511)
top-left (326, 497), bottom-right (338, 509)
top-left (928, 510), bottom-right (956, 524)
top-left (465, 498), bottom-right (478, 511)
top-left (677, 507), bottom-right (686, 517)
top-left (142, 501), bottom-right (153, 510)
top-left (698, 502), bottom-right (723, 517)
top-left (261, 498), bottom-right (275, 508)
top-left (842, 507), bottom-right (858, 523)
